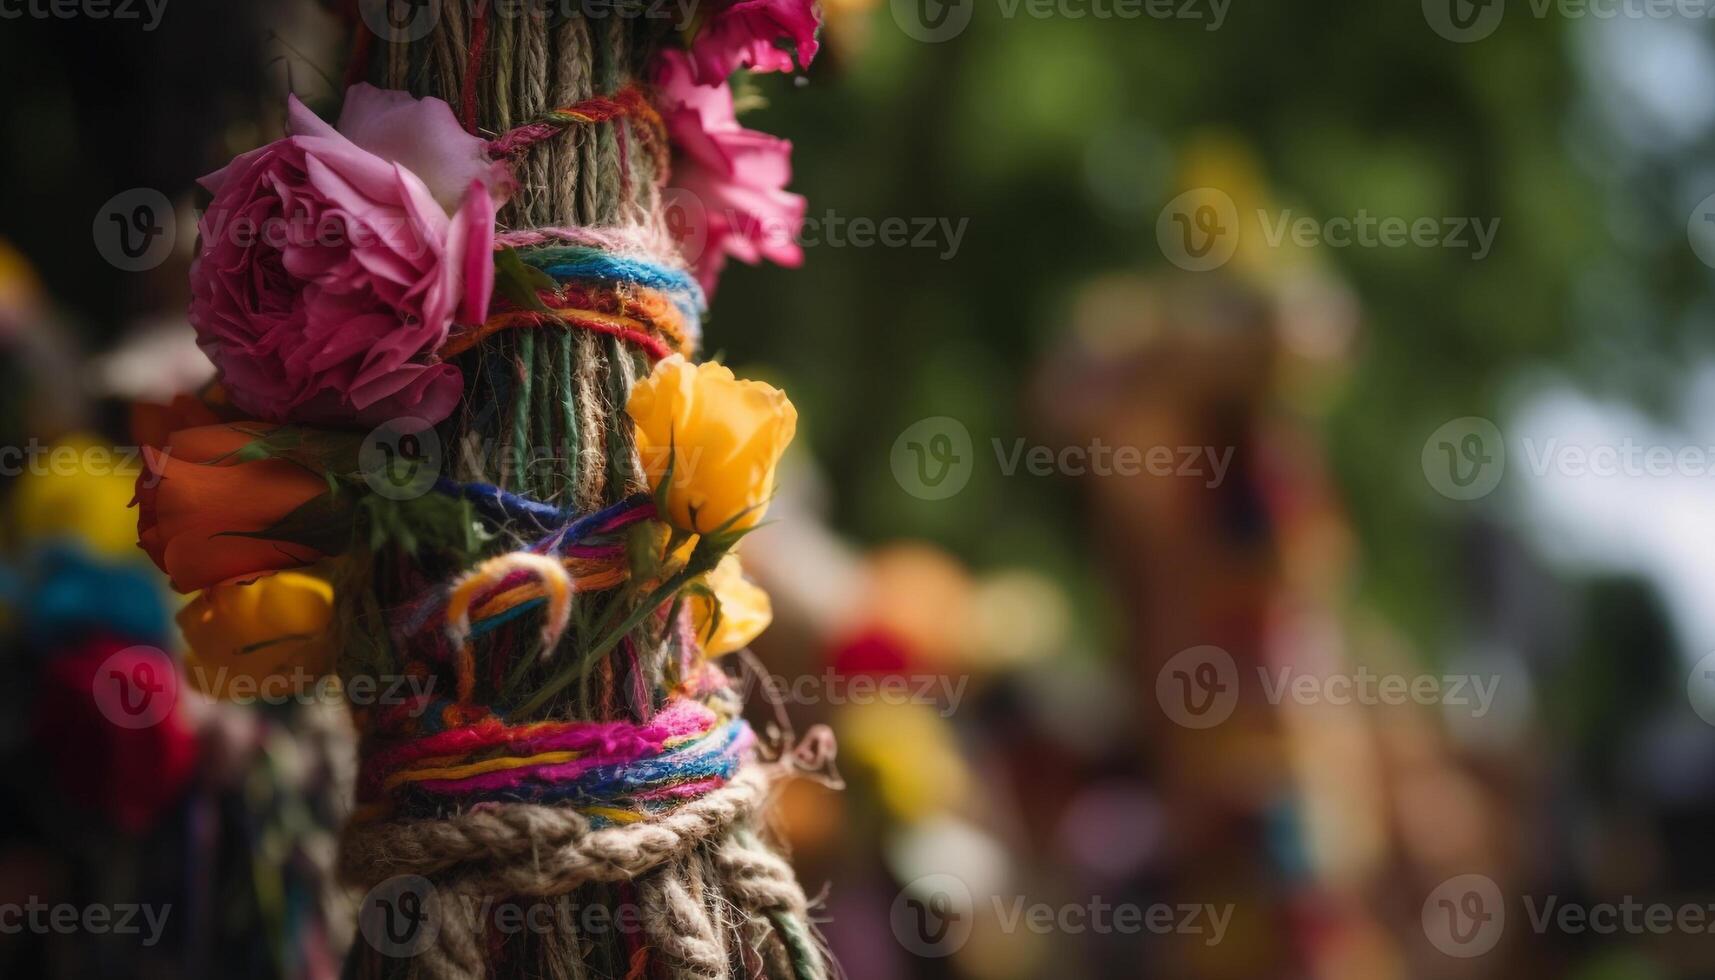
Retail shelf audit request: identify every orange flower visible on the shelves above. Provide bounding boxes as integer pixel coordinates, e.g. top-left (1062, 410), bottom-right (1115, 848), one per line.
top-left (130, 393), bottom-right (222, 453)
top-left (135, 423), bottom-right (331, 592)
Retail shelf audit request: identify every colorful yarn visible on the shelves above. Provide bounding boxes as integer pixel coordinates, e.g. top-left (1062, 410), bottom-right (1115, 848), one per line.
top-left (358, 478), bottom-right (753, 823)
top-left (486, 87), bottom-right (666, 166)
top-left (394, 489), bottom-right (652, 642)
top-left (358, 695), bottom-right (753, 822)
top-left (446, 236), bottom-right (706, 362)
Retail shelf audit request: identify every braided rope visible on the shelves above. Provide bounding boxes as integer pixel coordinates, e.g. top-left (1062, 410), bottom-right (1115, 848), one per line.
top-left (340, 763), bottom-right (774, 891)
top-left (639, 864), bottom-right (730, 979)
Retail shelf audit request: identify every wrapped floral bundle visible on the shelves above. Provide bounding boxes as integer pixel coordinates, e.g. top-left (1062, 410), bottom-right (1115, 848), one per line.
top-left (133, 3), bottom-right (834, 978)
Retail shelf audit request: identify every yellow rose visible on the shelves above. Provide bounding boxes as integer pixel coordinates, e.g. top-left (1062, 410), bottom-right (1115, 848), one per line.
top-left (177, 571), bottom-right (335, 699)
top-left (627, 354), bottom-right (797, 535)
top-left (689, 554), bottom-right (773, 657)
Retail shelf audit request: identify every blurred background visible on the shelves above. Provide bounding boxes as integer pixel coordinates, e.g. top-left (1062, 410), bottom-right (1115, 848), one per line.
top-left (6, 0), bottom-right (1715, 977)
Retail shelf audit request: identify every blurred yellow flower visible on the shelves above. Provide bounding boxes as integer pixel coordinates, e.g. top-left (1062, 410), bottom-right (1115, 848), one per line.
top-left (689, 554), bottom-right (773, 657)
top-left (839, 700), bottom-right (971, 821)
top-left (177, 571), bottom-right (335, 699)
top-left (7, 434), bottom-right (142, 560)
top-left (626, 354), bottom-right (796, 535)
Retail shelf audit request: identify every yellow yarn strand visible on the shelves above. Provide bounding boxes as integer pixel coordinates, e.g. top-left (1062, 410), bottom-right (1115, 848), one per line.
top-left (383, 750), bottom-right (582, 791)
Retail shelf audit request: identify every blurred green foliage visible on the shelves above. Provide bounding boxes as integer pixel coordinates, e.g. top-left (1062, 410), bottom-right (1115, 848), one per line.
top-left (717, 3), bottom-right (1715, 654)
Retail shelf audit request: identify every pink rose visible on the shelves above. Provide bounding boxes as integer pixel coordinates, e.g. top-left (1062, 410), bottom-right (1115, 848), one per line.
top-left (658, 51), bottom-right (806, 295)
top-left (686, 0), bottom-right (821, 84)
top-left (189, 85), bottom-right (503, 426)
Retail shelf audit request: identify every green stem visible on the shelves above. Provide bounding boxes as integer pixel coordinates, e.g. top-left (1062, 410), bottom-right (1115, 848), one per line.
top-left (513, 566), bottom-right (697, 719)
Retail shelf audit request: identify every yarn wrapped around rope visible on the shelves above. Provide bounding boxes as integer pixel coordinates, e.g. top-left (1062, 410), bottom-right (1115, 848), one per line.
top-left (333, 7), bottom-right (834, 980)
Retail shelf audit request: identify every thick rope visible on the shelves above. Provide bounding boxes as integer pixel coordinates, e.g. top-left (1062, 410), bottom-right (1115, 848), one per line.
top-left (340, 764), bottom-right (773, 891)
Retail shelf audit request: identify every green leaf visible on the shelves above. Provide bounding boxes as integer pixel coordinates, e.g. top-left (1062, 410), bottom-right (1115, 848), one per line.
top-left (217, 490), bottom-right (357, 556)
top-left (494, 246), bottom-right (558, 313)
